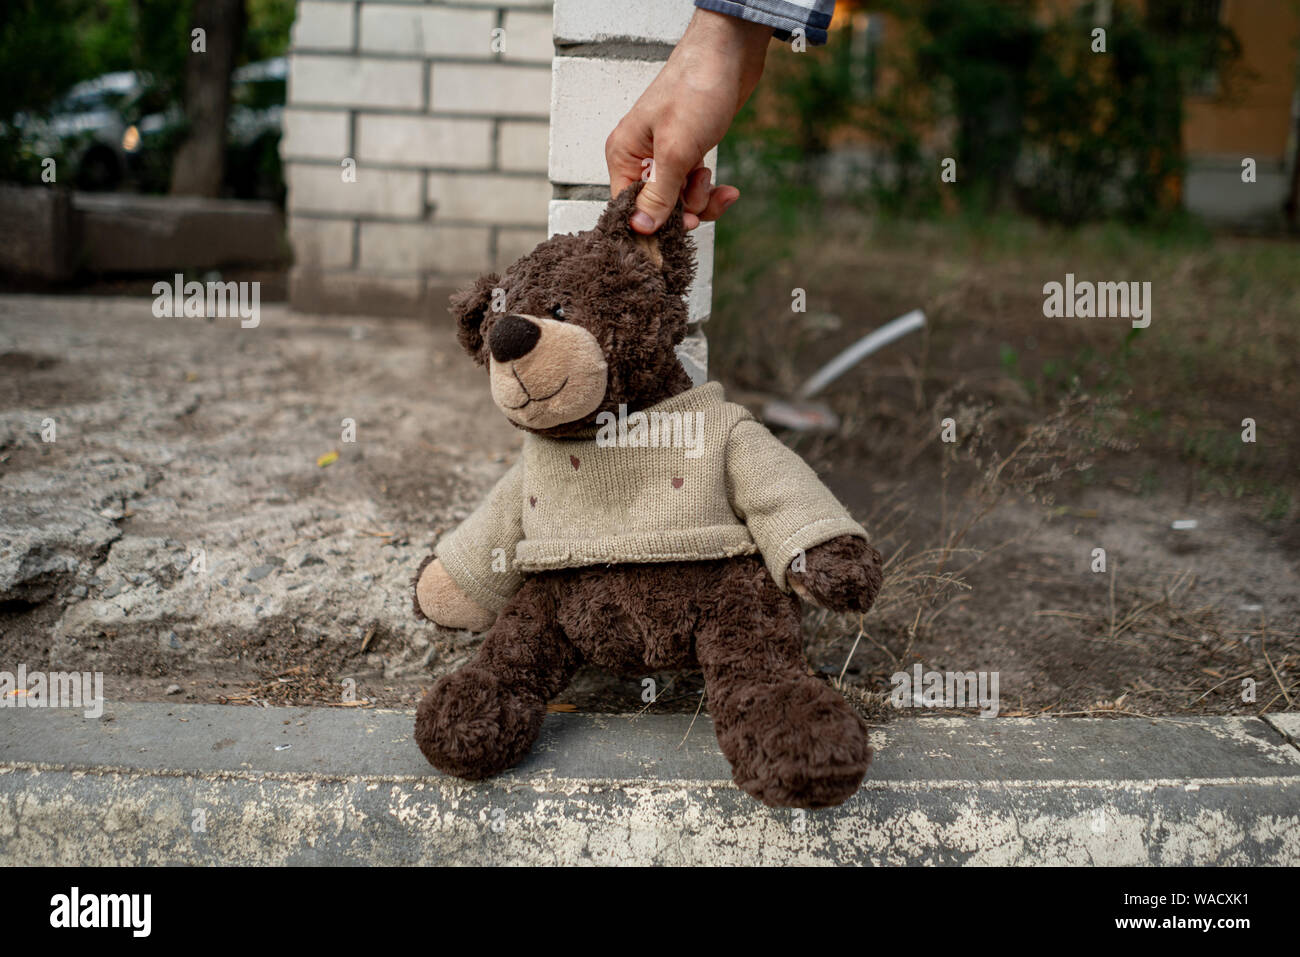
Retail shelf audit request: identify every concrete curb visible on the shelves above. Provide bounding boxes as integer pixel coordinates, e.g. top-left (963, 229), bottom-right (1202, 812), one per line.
top-left (2, 703), bottom-right (1298, 865)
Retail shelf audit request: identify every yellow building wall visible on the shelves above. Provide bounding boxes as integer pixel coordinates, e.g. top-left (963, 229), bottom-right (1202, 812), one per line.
top-left (834, 0), bottom-right (1299, 161)
top-left (1184, 0), bottom-right (1300, 160)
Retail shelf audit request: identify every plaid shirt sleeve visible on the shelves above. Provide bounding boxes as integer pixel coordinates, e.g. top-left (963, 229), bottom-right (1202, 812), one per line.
top-left (694, 0), bottom-right (836, 45)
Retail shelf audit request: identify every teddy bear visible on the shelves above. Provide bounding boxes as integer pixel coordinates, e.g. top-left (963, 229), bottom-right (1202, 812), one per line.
top-left (412, 182), bottom-right (884, 809)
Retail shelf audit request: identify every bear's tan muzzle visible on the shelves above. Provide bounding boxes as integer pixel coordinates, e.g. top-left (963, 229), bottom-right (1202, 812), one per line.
top-left (488, 314), bottom-right (608, 429)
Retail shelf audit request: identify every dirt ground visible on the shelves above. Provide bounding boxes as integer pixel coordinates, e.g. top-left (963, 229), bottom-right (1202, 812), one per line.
top-left (2, 215), bottom-right (1297, 722)
top-left (712, 205), bottom-right (1300, 720)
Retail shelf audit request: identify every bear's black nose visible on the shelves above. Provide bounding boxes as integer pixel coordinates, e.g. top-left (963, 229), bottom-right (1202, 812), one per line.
top-left (489, 314), bottom-right (541, 363)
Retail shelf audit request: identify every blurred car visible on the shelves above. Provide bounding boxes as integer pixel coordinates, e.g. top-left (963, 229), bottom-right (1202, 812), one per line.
top-left (17, 58), bottom-right (286, 200)
top-left (16, 70), bottom-right (147, 190)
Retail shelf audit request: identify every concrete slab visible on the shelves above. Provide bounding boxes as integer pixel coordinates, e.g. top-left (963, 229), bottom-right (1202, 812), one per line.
top-left (75, 193), bottom-right (286, 273)
top-left (2, 703), bottom-right (1298, 865)
top-left (1265, 713), bottom-right (1300, 748)
top-left (0, 186), bottom-right (78, 281)
top-left (0, 294), bottom-right (522, 706)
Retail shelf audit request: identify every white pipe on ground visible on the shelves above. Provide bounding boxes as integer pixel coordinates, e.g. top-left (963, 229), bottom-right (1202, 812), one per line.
top-left (797, 309), bottom-right (927, 399)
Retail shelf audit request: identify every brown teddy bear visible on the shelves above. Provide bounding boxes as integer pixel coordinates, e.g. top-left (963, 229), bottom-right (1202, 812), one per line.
top-left (412, 183), bottom-right (884, 809)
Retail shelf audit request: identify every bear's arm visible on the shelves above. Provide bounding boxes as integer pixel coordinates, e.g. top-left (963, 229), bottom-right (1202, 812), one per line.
top-left (724, 418), bottom-right (868, 592)
top-left (434, 460), bottom-right (527, 614)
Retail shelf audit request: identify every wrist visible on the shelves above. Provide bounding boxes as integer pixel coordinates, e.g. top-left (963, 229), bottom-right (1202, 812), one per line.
top-left (688, 6), bottom-right (773, 48)
top-left (677, 8), bottom-right (770, 105)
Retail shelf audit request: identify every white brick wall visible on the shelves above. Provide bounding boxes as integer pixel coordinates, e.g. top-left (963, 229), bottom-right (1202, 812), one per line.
top-left (283, 0), bottom-right (714, 363)
top-left (431, 63), bottom-right (552, 117)
top-left (291, 1), bottom-right (356, 51)
top-left (290, 55), bottom-right (424, 110)
top-left (359, 222), bottom-right (493, 273)
top-left (498, 121), bottom-right (549, 172)
top-left (502, 10), bottom-right (555, 62)
top-left (356, 115), bottom-right (494, 168)
top-left (689, 222), bottom-right (716, 325)
top-left (282, 109), bottom-right (350, 160)
top-left (496, 226), bottom-right (548, 267)
top-left (546, 198), bottom-right (601, 237)
top-left (289, 165), bottom-right (424, 218)
top-left (553, 0), bottom-right (694, 45)
top-left (427, 173), bottom-right (550, 225)
top-left (284, 1), bottom-right (558, 314)
top-left (289, 216), bottom-right (354, 269)
top-left (359, 5), bottom-right (496, 58)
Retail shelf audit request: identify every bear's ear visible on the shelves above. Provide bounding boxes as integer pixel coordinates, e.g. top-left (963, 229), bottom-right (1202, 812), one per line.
top-left (447, 273), bottom-right (501, 364)
top-left (596, 181), bottom-right (696, 298)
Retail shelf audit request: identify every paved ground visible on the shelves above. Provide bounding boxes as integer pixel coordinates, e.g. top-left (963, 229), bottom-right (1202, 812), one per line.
top-left (4, 294), bottom-right (1299, 865)
top-left (2, 703), bottom-right (1298, 865)
top-left (1, 294), bottom-right (520, 706)
top-left (5, 292), bottom-right (1296, 718)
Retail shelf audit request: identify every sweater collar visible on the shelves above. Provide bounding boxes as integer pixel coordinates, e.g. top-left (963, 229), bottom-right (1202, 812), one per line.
top-left (642, 381), bottom-right (725, 416)
top-left (526, 382), bottom-right (726, 444)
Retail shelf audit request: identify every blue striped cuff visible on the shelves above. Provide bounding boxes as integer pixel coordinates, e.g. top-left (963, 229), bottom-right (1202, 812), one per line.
top-left (694, 0), bottom-right (833, 45)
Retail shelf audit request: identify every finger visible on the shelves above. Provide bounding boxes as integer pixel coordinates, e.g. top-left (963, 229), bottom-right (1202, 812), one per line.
top-left (631, 149), bottom-right (693, 234)
top-left (683, 167), bottom-right (712, 215)
top-left (683, 211), bottom-right (701, 231)
top-left (610, 172), bottom-right (638, 200)
top-left (607, 155), bottom-right (647, 201)
top-left (605, 121), bottom-right (653, 199)
top-left (697, 185), bottom-right (740, 222)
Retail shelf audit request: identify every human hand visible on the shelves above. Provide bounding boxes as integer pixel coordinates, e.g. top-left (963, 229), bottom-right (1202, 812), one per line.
top-left (605, 8), bottom-right (771, 234)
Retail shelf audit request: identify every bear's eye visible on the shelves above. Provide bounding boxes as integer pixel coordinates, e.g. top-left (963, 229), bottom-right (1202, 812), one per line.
top-left (550, 305), bottom-right (566, 321)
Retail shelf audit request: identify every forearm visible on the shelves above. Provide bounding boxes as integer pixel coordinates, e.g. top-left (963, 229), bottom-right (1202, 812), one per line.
top-left (672, 7), bottom-right (773, 114)
top-left (606, 4), bottom-right (778, 231)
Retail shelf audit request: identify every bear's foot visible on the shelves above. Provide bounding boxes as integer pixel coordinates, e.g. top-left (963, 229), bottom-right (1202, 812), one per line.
top-left (414, 667), bottom-right (545, 779)
top-left (712, 674), bottom-right (872, 809)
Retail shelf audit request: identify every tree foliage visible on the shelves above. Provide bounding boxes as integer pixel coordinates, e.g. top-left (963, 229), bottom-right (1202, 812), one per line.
top-left (728, 0), bottom-right (1246, 225)
top-left (0, 0), bottom-right (295, 184)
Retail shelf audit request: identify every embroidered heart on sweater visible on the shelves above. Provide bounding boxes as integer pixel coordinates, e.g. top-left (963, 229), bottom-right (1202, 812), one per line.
top-left (529, 496), bottom-right (537, 508)
top-left (570, 455), bottom-right (580, 470)
top-left (671, 477), bottom-right (684, 489)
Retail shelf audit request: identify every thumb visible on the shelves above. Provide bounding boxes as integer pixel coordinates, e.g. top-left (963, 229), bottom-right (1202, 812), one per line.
top-left (632, 155), bottom-right (691, 234)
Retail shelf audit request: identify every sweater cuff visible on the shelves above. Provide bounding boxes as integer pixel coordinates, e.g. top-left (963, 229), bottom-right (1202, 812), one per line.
top-left (765, 516), bottom-right (867, 591)
top-left (434, 539), bottom-right (522, 614)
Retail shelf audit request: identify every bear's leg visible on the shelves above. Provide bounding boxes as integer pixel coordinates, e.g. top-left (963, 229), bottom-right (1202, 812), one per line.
top-left (414, 577), bottom-right (578, 779)
top-left (695, 559), bottom-right (872, 809)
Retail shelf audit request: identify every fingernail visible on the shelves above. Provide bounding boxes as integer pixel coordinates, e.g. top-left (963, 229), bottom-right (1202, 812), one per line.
top-left (720, 194), bottom-right (738, 211)
top-left (631, 210), bottom-right (655, 232)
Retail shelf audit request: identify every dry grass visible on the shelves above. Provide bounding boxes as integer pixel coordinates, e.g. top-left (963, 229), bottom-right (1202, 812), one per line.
top-left (809, 389), bottom-right (1124, 676)
top-left (714, 201), bottom-right (1300, 718)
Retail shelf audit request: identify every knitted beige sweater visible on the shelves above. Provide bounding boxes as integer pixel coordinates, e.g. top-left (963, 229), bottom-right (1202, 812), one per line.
top-left (436, 382), bottom-right (867, 613)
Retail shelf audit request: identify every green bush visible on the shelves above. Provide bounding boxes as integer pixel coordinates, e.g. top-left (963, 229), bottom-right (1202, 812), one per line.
top-left (725, 0), bottom-right (1244, 226)
top-left (1020, 1), bottom-right (1243, 225)
top-left (0, 0), bottom-right (294, 188)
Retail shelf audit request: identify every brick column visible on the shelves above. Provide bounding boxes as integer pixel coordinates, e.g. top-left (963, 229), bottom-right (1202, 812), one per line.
top-left (282, 0), bottom-right (554, 316)
top-left (548, 0), bottom-right (714, 382)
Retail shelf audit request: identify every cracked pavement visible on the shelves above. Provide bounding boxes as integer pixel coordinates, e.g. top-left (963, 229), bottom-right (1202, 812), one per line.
top-left (0, 293), bottom-right (521, 706)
